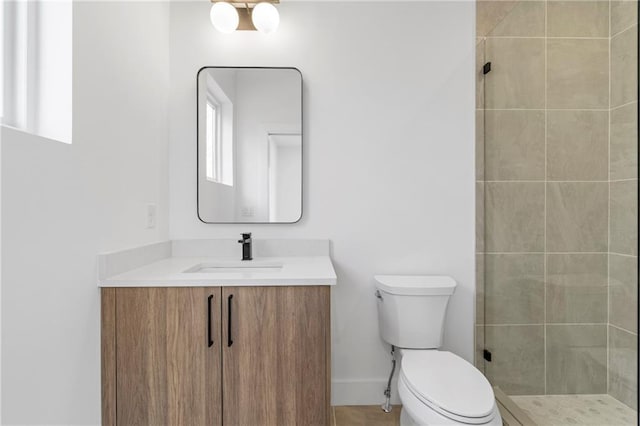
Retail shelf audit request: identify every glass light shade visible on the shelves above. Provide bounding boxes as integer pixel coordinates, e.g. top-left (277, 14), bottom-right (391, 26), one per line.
top-left (251, 3), bottom-right (280, 34)
top-left (210, 2), bottom-right (239, 34)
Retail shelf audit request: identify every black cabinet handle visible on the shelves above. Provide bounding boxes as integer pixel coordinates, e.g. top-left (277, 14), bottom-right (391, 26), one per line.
top-left (207, 295), bottom-right (214, 347)
top-left (227, 294), bottom-right (234, 347)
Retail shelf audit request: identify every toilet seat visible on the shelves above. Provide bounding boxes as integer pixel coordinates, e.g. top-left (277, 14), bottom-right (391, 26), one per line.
top-left (400, 350), bottom-right (497, 424)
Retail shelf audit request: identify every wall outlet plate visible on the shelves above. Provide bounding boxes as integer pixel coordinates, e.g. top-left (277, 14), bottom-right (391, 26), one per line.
top-left (146, 204), bottom-right (157, 229)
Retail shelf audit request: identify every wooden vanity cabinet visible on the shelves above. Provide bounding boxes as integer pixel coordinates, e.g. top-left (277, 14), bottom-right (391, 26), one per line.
top-left (101, 287), bottom-right (223, 426)
top-left (101, 286), bottom-right (330, 426)
top-left (222, 286), bottom-right (330, 426)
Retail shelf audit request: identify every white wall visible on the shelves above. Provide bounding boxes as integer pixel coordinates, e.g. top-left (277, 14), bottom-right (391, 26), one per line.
top-left (169, 1), bottom-right (476, 404)
top-left (1, 1), bottom-right (476, 418)
top-left (1, 2), bottom-right (170, 424)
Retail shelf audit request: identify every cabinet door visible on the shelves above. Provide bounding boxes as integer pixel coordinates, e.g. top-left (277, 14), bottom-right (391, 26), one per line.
top-left (222, 286), bottom-right (330, 426)
top-left (114, 287), bottom-right (222, 426)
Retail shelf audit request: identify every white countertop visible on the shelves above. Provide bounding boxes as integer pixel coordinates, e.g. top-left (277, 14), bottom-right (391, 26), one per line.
top-left (99, 255), bottom-right (337, 287)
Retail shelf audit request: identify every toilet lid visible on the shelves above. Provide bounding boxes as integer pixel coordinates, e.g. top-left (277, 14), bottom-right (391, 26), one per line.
top-left (401, 350), bottom-right (495, 420)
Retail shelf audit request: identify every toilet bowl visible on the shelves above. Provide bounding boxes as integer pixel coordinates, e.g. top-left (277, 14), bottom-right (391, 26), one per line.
top-left (374, 275), bottom-right (501, 426)
top-left (397, 350), bottom-right (501, 426)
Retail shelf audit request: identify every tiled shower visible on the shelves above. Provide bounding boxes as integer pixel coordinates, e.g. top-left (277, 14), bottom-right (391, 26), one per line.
top-left (476, 0), bottom-right (638, 416)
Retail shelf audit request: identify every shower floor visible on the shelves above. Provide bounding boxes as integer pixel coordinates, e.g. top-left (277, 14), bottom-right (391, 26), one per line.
top-left (511, 394), bottom-right (637, 426)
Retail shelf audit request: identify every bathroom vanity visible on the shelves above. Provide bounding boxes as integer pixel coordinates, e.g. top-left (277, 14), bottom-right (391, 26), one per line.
top-left (99, 240), bottom-right (336, 426)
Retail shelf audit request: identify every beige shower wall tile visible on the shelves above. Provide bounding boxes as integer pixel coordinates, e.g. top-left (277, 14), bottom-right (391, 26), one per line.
top-left (546, 182), bottom-right (608, 252)
top-left (611, 0), bottom-right (638, 36)
top-left (485, 325), bottom-right (545, 395)
top-left (486, 38), bottom-right (545, 109)
top-left (611, 102), bottom-right (638, 180)
top-left (546, 254), bottom-right (607, 323)
top-left (476, 110), bottom-right (485, 181)
top-left (476, 182), bottom-right (485, 252)
top-left (547, 110), bottom-right (608, 181)
top-left (609, 326), bottom-right (638, 410)
top-left (475, 325), bottom-right (485, 372)
top-left (487, 1), bottom-right (545, 37)
top-left (476, 254), bottom-right (485, 325)
top-left (485, 110), bottom-right (545, 181)
top-left (610, 180), bottom-right (638, 256)
top-left (548, 1), bottom-right (609, 37)
top-left (611, 26), bottom-right (638, 108)
top-left (477, 0), bottom-right (518, 37)
top-left (485, 254), bottom-right (544, 325)
top-left (486, 183), bottom-right (545, 252)
top-left (609, 254), bottom-right (638, 333)
top-left (547, 325), bottom-right (607, 394)
top-left (477, 39), bottom-right (485, 109)
top-left (547, 39), bottom-right (609, 109)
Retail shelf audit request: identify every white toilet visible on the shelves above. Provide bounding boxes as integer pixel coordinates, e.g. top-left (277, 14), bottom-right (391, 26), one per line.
top-left (375, 275), bottom-right (501, 426)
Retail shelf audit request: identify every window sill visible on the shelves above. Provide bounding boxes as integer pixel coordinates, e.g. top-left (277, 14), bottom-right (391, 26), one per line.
top-left (1, 124), bottom-right (72, 145)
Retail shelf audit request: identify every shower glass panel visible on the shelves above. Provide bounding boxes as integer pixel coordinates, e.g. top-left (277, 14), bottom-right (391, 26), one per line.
top-left (477, 1), bottom-right (638, 423)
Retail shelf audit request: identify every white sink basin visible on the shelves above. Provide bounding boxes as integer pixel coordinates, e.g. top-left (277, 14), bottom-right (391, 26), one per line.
top-left (184, 261), bottom-right (283, 274)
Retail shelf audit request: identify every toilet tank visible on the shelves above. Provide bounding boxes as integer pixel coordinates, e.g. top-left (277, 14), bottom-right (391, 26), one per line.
top-left (375, 275), bottom-right (456, 349)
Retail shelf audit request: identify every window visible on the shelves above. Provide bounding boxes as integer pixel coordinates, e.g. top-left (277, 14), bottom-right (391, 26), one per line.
top-left (1, 0), bottom-right (72, 143)
top-left (0, 2), bottom-right (4, 121)
top-left (206, 101), bottom-right (218, 182)
top-left (205, 85), bottom-right (233, 186)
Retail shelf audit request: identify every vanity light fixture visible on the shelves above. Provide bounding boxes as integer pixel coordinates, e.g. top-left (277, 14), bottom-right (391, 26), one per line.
top-left (209, 0), bottom-right (280, 34)
top-left (210, 2), bottom-right (240, 33)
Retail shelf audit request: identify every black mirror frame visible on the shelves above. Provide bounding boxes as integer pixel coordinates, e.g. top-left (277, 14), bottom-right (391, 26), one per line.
top-left (196, 66), bottom-right (303, 224)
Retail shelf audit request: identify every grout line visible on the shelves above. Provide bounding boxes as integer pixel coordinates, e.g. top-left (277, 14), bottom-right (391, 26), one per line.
top-left (485, 36), bottom-right (610, 40)
top-left (543, 0), bottom-right (548, 396)
top-left (609, 252), bottom-right (639, 258)
top-left (609, 323), bottom-right (639, 336)
top-left (610, 178), bottom-right (639, 182)
top-left (484, 108), bottom-right (610, 111)
top-left (485, 323), bottom-right (610, 327)
top-left (483, 180), bottom-right (610, 183)
top-left (607, 0), bottom-right (611, 394)
top-left (485, 324), bottom-right (546, 327)
top-left (610, 99), bottom-right (638, 111)
top-left (481, 252), bottom-right (612, 255)
top-left (610, 22), bottom-right (638, 40)
top-left (515, 394), bottom-right (624, 397)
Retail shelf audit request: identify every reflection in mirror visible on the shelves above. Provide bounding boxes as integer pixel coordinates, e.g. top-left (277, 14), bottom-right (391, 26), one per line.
top-left (197, 67), bottom-right (302, 223)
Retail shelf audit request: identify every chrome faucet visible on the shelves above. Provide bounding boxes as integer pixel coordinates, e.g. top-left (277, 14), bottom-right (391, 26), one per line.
top-left (238, 233), bottom-right (253, 261)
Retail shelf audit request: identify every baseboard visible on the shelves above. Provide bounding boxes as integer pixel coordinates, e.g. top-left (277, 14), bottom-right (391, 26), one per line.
top-left (332, 378), bottom-right (401, 406)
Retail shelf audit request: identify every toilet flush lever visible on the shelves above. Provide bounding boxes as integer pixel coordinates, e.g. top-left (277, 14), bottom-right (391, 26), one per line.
top-left (375, 290), bottom-right (383, 300)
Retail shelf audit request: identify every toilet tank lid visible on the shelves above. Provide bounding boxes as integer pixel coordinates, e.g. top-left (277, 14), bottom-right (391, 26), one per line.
top-left (374, 275), bottom-right (456, 296)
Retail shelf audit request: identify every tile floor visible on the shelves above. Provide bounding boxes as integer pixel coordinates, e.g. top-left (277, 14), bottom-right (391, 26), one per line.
top-left (333, 405), bottom-right (401, 426)
top-left (512, 394), bottom-right (637, 426)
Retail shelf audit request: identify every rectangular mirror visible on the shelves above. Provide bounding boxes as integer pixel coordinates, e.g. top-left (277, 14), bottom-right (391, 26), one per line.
top-left (197, 67), bottom-right (302, 223)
